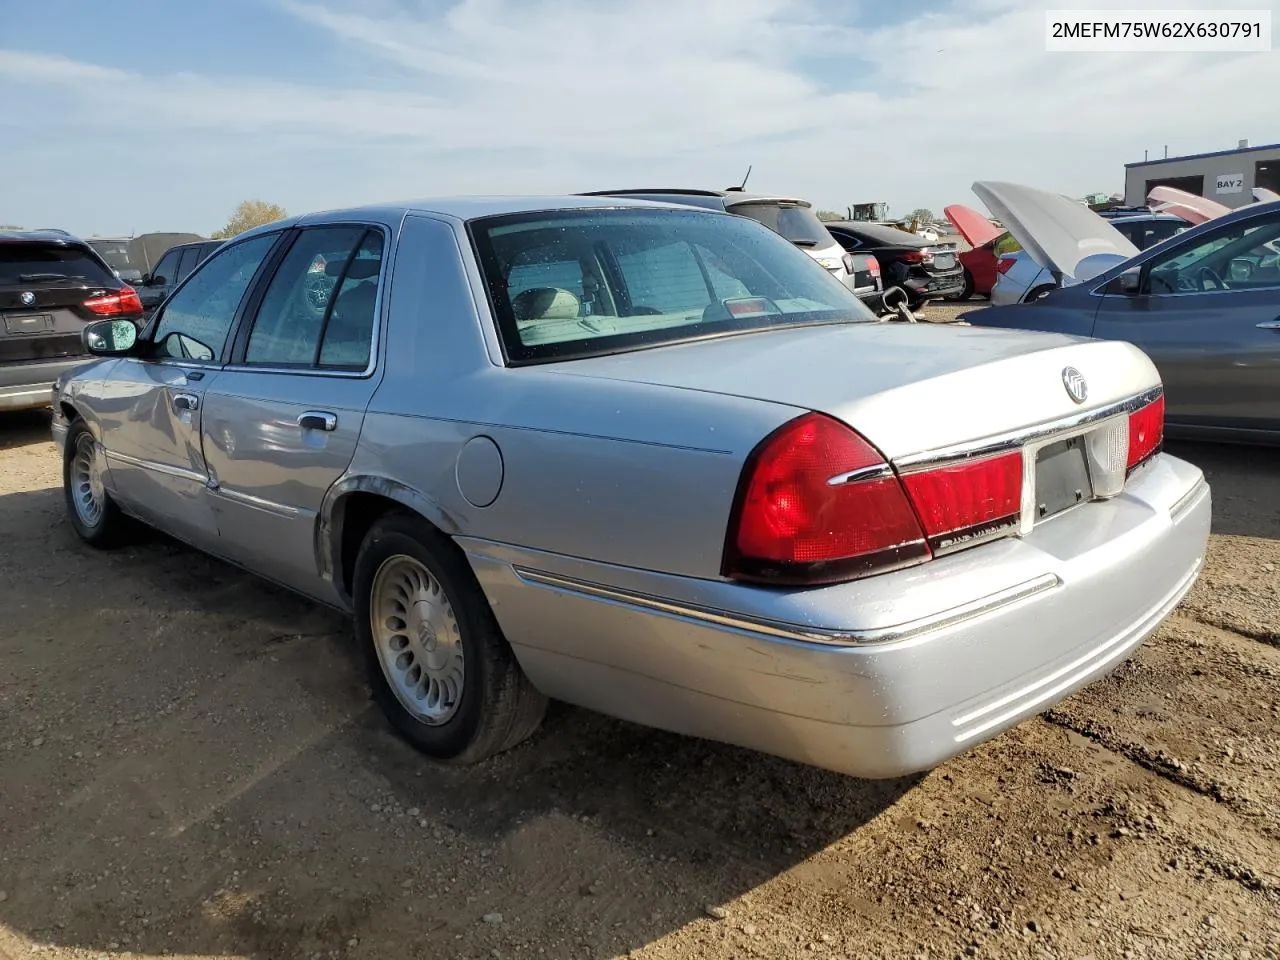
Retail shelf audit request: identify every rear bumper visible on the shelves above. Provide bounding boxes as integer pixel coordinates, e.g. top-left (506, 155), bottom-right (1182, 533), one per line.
top-left (0, 358), bottom-right (88, 412)
top-left (906, 271), bottom-right (965, 299)
top-left (462, 454), bottom-right (1210, 778)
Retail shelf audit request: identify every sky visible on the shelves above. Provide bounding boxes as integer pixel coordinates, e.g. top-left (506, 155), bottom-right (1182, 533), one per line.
top-left (1, 0), bottom-right (1277, 237)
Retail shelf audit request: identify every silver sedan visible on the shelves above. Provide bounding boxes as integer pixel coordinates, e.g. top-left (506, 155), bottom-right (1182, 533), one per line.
top-left (50, 196), bottom-right (1210, 778)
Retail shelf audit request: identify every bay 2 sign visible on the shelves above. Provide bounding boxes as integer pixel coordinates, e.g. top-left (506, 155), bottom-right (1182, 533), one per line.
top-left (1215, 173), bottom-right (1245, 195)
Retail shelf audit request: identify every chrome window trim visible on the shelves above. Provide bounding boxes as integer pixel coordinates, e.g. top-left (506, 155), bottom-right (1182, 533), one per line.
top-left (511, 565), bottom-right (1063, 648)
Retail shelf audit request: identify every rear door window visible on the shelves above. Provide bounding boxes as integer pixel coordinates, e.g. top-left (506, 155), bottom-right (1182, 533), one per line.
top-left (244, 226), bottom-right (384, 369)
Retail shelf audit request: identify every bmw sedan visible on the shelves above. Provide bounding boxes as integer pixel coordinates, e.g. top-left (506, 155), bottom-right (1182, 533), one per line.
top-left (51, 196), bottom-right (1209, 778)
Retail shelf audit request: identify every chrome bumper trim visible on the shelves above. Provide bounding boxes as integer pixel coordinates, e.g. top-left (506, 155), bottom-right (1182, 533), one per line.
top-left (511, 566), bottom-right (1063, 648)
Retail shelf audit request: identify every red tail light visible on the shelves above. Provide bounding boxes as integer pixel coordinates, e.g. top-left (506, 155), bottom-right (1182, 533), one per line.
top-left (899, 251), bottom-right (926, 264)
top-left (996, 257), bottom-right (1017, 275)
top-left (723, 413), bottom-right (929, 585)
top-left (1126, 394), bottom-right (1164, 471)
top-left (901, 452), bottom-right (1024, 550)
top-left (866, 256), bottom-right (881, 278)
top-left (84, 286), bottom-right (143, 316)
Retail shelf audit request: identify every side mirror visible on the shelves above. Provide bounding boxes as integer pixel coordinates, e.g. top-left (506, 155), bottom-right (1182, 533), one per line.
top-left (1118, 266), bottom-right (1143, 295)
top-left (150, 274), bottom-right (168, 287)
top-left (83, 319), bottom-right (139, 356)
top-left (137, 273), bottom-right (152, 286)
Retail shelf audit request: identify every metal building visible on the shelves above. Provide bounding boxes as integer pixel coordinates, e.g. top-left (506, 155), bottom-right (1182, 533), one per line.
top-left (1124, 139), bottom-right (1280, 209)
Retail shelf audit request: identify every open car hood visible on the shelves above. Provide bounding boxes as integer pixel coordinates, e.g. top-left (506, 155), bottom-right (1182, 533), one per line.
top-left (943, 203), bottom-right (1004, 249)
top-left (1146, 185), bottom-right (1229, 224)
top-left (971, 181), bottom-right (1137, 283)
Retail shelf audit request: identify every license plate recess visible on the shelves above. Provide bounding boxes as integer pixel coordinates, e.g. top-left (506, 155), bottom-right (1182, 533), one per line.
top-left (1034, 435), bottom-right (1093, 521)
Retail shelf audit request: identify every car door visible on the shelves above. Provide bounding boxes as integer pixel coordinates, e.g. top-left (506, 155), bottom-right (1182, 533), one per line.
top-left (140, 246), bottom-right (182, 315)
top-left (93, 232), bottom-right (283, 549)
top-left (199, 223), bottom-right (387, 599)
top-left (1091, 210), bottom-right (1280, 430)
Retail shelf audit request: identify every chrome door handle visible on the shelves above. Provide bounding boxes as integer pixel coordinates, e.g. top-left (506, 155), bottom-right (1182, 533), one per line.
top-left (172, 392), bottom-right (200, 412)
top-left (1256, 321), bottom-right (1280, 330)
top-left (297, 410), bottom-right (338, 431)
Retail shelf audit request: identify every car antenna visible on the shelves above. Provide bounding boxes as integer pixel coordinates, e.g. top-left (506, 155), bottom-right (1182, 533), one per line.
top-left (725, 165), bottom-right (752, 193)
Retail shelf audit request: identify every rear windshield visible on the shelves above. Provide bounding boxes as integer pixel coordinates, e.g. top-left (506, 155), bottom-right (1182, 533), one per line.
top-left (0, 243), bottom-right (115, 286)
top-left (470, 208), bottom-right (876, 364)
top-left (1111, 218), bottom-right (1188, 250)
top-left (87, 239), bottom-right (138, 275)
top-left (728, 202), bottom-right (835, 247)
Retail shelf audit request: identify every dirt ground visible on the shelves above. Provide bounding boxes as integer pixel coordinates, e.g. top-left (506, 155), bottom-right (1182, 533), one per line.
top-left (2, 315), bottom-right (1278, 959)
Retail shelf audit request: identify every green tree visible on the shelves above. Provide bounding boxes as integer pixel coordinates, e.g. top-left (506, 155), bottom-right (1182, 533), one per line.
top-left (212, 200), bottom-right (288, 239)
top-left (814, 209), bottom-right (843, 221)
top-left (907, 207), bottom-right (935, 223)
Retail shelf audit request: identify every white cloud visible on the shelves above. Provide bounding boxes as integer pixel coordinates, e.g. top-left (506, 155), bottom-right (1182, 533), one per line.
top-left (0, 0), bottom-right (1277, 234)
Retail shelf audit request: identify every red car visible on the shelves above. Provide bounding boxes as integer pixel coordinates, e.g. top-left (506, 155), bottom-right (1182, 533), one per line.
top-left (943, 204), bottom-right (1007, 300)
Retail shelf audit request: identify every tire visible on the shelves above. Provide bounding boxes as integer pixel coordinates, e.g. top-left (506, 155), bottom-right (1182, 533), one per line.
top-left (1024, 283), bottom-right (1057, 303)
top-left (353, 509), bottom-right (547, 763)
top-left (62, 418), bottom-right (131, 548)
top-left (946, 269), bottom-right (973, 301)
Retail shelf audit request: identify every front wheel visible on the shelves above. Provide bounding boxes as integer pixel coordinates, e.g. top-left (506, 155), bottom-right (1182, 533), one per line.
top-left (353, 510), bottom-right (547, 763)
top-left (62, 419), bottom-right (131, 547)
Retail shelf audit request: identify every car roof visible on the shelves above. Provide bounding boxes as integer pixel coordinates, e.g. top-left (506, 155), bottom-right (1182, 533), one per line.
top-left (231, 195), bottom-right (733, 242)
top-left (579, 188), bottom-right (815, 208)
top-left (0, 228), bottom-right (91, 246)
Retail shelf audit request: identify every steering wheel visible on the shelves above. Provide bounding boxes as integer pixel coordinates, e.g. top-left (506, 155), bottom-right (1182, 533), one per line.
top-left (302, 272), bottom-right (336, 318)
top-left (1197, 266), bottom-right (1226, 291)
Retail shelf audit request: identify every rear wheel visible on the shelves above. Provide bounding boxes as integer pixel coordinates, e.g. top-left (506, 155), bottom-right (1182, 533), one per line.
top-left (62, 419), bottom-right (131, 547)
top-left (353, 510), bottom-right (547, 762)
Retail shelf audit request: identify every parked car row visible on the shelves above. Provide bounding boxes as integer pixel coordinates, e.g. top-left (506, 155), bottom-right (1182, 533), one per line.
top-left (46, 191), bottom-right (1211, 782)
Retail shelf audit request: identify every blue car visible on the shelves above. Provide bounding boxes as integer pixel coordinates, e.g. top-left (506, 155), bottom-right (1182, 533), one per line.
top-left (962, 182), bottom-right (1280, 445)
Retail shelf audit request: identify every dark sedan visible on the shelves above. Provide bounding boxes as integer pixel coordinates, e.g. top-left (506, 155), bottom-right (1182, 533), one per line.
top-left (962, 198), bottom-right (1280, 445)
top-left (823, 221), bottom-right (965, 307)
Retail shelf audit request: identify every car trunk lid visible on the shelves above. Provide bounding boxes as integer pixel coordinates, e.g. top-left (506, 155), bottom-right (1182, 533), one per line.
top-left (944, 203), bottom-right (1004, 249)
top-left (549, 321), bottom-right (1160, 461)
top-left (972, 181), bottom-right (1137, 283)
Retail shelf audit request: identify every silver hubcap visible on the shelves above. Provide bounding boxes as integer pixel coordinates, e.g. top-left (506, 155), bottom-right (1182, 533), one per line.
top-left (71, 433), bottom-right (106, 528)
top-left (370, 555), bottom-right (465, 725)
